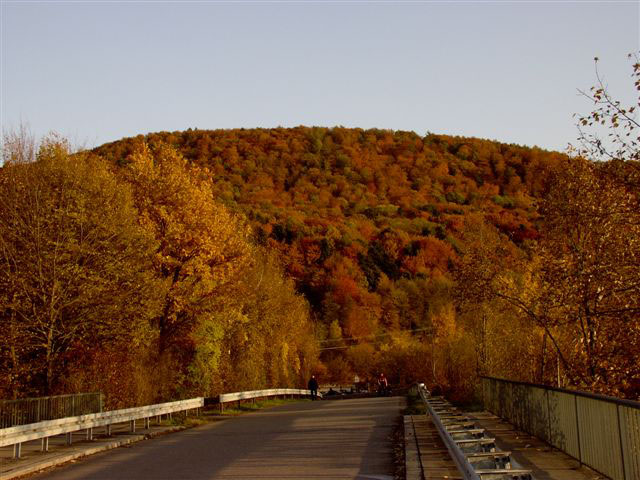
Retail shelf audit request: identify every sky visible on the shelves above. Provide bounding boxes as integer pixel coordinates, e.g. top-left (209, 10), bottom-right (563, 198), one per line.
top-left (1, 1), bottom-right (639, 153)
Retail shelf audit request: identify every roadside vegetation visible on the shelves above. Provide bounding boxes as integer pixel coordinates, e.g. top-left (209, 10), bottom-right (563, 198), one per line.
top-left (217, 398), bottom-right (306, 416)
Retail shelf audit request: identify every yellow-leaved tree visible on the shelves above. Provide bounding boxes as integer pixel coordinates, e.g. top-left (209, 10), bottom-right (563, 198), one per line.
top-left (538, 157), bottom-right (640, 395)
top-left (0, 135), bottom-right (163, 398)
top-left (217, 249), bottom-right (317, 393)
top-left (120, 141), bottom-right (252, 397)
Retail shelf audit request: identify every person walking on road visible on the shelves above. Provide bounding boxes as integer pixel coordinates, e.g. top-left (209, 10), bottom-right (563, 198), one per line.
top-left (308, 375), bottom-right (319, 400)
top-left (377, 373), bottom-right (389, 396)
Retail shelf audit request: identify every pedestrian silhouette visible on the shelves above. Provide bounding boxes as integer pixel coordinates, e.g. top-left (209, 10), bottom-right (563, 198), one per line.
top-left (308, 375), bottom-right (319, 400)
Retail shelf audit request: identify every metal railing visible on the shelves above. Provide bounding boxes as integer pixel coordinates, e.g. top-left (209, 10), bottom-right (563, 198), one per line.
top-left (481, 376), bottom-right (640, 480)
top-left (216, 388), bottom-right (320, 411)
top-left (0, 393), bottom-right (103, 428)
top-left (0, 397), bottom-right (204, 459)
top-left (1, 388), bottom-right (316, 461)
top-left (418, 384), bottom-right (533, 479)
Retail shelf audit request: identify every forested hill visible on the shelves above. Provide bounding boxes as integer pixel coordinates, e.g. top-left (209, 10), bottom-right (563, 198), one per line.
top-left (95, 128), bottom-right (564, 346)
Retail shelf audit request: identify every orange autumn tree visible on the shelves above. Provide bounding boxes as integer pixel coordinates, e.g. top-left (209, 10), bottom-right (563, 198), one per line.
top-left (120, 141), bottom-right (252, 397)
top-left (538, 157), bottom-right (640, 395)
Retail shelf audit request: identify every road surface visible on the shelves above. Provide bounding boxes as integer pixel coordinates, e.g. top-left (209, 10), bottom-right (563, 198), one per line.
top-left (32, 396), bottom-right (405, 480)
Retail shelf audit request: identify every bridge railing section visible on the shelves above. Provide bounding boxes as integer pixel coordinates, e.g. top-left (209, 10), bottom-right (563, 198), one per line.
top-left (0, 393), bottom-right (103, 428)
top-left (216, 388), bottom-right (320, 411)
top-left (417, 384), bottom-right (532, 479)
top-left (481, 376), bottom-right (640, 480)
top-left (2, 387), bottom-right (317, 460)
top-left (0, 397), bottom-right (204, 459)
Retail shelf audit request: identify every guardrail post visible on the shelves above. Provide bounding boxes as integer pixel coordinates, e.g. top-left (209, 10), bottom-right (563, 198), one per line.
top-left (13, 442), bottom-right (21, 459)
top-left (130, 419), bottom-right (136, 432)
top-left (106, 424), bottom-right (112, 436)
top-left (144, 417), bottom-right (150, 429)
top-left (66, 432), bottom-right (73, 445)
top-left (41, 437), bottom-right (49, 452)
top-left (156, 415), bottom-right (161, 424)
top-left (86, 428), bottom-right (93, 440)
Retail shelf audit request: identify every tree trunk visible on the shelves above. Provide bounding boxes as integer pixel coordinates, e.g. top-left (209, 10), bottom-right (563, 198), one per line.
top-left (9, 313), bottom-right (19, 399)
top-left (539, 332), bottom-right (547, 382)
top-left (45, 328), bottom-right (54, 395)
top-left (158, 266), bottom-right (182, 354)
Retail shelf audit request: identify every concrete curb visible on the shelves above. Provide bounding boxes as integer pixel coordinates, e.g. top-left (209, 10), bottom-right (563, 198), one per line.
top-left (0, 426), bottom-right (186, 480)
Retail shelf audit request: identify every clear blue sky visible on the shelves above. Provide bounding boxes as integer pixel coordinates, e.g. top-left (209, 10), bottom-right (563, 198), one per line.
top-left (1, 1), bottom-right (639, 152)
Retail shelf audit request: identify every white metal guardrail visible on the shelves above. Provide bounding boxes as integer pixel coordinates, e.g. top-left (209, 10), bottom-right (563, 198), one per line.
top-left (417, 384), bottom-right (533, 480)
top-left (217, 388), bottom-right (320, 410)
top-left (2, 387), bottom-right (318, 461)
top-left (0, 397), bottom-right (204, 459)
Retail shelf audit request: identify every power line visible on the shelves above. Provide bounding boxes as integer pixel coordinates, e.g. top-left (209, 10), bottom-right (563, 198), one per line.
top-left (318, 327), bottom-right (432, 350)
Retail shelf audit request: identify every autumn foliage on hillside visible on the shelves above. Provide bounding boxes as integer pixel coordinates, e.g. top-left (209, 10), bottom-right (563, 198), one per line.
top-left (93, 128), bottom-right (564, 399)
top-left (3, 56), bottom-right (639, 406)
top-left (94, 124), bottom-right (639, 401)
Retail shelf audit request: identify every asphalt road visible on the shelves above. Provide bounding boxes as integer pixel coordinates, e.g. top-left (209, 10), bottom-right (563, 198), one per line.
top-left (31, 396), bottom-right (405, 480)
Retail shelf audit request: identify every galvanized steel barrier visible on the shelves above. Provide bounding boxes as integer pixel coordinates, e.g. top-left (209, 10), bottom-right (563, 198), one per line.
top-left (481, 376), bottom-right (640, 480)
top-left (0, 393), bottom-right (103, 428)
top-left (418, 384), bottom-right (533, 479)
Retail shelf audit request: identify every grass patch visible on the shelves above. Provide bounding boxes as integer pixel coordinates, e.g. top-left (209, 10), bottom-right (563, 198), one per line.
top-left (157, 398), bottom-right (308, 428)
top-left (153, 413), bottom-right (208, 428)
top-left (216, 397), bottom-right (308, 416)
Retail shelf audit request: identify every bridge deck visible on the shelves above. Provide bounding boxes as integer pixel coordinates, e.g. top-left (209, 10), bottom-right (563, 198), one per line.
top-left (407, 409), bottom-right (607, 480)
top-left (2, 398), bottom-right (611, 480)
top-left (467, 411), bottom-right (605, 480)
top-left (9, 396), bottom-right (404, 480)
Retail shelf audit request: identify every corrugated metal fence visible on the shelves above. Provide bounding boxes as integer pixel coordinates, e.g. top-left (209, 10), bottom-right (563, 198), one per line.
top-left (481, 376), bottom-right (640, 480)
top-left (0, 393), bottom-right (103, 428)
